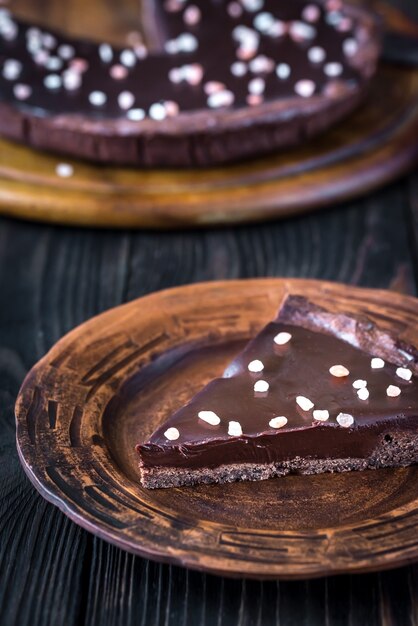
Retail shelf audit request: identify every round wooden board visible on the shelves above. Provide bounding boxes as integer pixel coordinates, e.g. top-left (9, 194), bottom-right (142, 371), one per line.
top-left (1, 63), bottom-right (418, 229)
top-left (15, 278), bottom-right (418, 579)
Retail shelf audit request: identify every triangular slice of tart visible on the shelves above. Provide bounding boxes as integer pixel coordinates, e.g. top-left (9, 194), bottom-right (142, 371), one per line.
top-left (137, 295), bottom-right (418, 489)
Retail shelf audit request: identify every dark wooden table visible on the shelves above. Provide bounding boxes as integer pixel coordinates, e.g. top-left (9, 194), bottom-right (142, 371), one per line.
top-left (1, 3), bottom-right (418, 623)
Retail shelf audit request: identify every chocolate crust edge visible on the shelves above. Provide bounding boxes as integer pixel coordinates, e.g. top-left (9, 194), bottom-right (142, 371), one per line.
top-left (0, 3), bottom-right (381, 167)
top-left (139, 431), bottom-right (418, 488)
top-left (277, 294), bottom-right (418, 374)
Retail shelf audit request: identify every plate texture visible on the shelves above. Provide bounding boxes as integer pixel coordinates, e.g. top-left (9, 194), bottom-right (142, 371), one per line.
top-left (15, 279), bottom-right (418, 579)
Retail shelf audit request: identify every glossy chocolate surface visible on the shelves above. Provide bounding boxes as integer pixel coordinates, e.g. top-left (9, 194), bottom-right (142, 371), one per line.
top-left (138, 321), bottom-right (418, 469)
top-left (0, 1), bottom-right (364, 120)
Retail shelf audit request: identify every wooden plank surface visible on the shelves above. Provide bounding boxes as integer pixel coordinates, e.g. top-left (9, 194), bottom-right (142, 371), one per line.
top-left (1, 174), bottom-right (418, 624)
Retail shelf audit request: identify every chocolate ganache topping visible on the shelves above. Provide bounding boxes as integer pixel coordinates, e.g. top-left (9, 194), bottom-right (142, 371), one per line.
top-left (0, 1), bottom-right (374, 122)
top-left (137, 297), bottom-right (418, 471)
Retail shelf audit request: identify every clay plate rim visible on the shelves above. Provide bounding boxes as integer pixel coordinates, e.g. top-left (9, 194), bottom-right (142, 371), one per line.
top-left (14, 279), bottom-right (418, 579)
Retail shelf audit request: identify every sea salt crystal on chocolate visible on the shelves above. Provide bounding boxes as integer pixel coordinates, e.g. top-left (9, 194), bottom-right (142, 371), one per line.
top-left (248, 359), bottom-right (264, 373)
top-left (276, 63), bottom-right (291, 80)
top-left (242, 0), bottom-right (264, 11)
top-left (274, 331), bottom-right (292, 345)
top-left (249, 55), bottom-right (274, 73)
top-left (55, 163), bottom-right (74, 178)
top-left (336, 412), bottom-right (354, 428)
top-left (254, 380), bottom-right (269, 393)
top-left (204, 81), bottom-right (225, 95)
top-left (99, 43), bottom-right (113, 63)
top-left (164, 100), bottom-right (179, 117)
top-left (42, 33), bottom-right (57, 49)
top-left (248, 77), bottom-right (265, 95)
top-left (308, 46), bottom-right (326, 63)
top-left (89, 90), bottom-right (107, 106)
top-left (184, 5), bottom-right (201, 25)
top-left (164, 427), bottom-right (180, 441)
top-left (269, 416), bottom-right (288, 429)
top-left (353, 379), bottom-right (367, 389)
top-left (118, 91), bottom-right (135, 110)
top-left (207, 90), bottom-right (234, 108)
top-left (387, 385), bottom-right (401, 398)
top-left (120, 49), bottom-right (136, 67)
top-left (127, 108), bottom-right (145, 121)
top-left (295, 80), bottom-right (316, 98)
top-left (396, 367), bottom-right (412, 381)
top-left (46, 56), bottom-right (63, 71)
top-left (296, 396), bottom-right (314, 411)
top-left (177, 33), bottom-right (198, 52)
top-left (228, 421), bottom-right (243, 436)
top-left (227, 2), bottom-right (243, 18)
top-left (289, 21), bottom-right (316, 42)
top-left (149, 102), bottom-right (167, 120)
top-left (324, 62), bottom-right (343, 77)
top-left (267, 20), bottom-right (287, 38)
top-left (302, 4), bottom-right (321, 23)
top-left (231, 61), bottom-right (247, 77)
top-left (110, 64), bottom-right (128, 80)
top-left (2, 59), bottom-right (21, 80)
top-left (253, 12), bottom-right (275, 33)
top-left (329, 364), bottom-right (350, 377)
top-left (313, 409), bottom-right (330, 421)
top-left (198, 410), bottom-right (221, 426)
top-left (357, 387), bottom-right (369, 401)
top-left (343, 38), bottom-right (358, 57)
top-left (58, 44), bottom-right (75, 60)
top-left (63, 69), bottom-right (82, 91)
top-left (44, 74), bottom-right (62, 90)
top-left (247, 94), bottom-right (263, 106)
top-left (13, 83), bottom-right (31, 100)
top-left (371, 357), bottom-right (385, 369)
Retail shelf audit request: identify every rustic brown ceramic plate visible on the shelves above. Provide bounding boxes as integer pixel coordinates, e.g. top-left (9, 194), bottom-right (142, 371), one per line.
top-left (15, 279), bottom-right (418, 579)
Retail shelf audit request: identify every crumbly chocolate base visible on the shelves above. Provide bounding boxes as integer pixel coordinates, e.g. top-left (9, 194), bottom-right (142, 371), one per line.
top-left (139, 431), bottom-right (418, 488)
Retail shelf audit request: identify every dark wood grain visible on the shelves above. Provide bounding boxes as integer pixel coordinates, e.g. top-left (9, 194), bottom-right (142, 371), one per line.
top-left (0, 176), bottom-right (417, 623)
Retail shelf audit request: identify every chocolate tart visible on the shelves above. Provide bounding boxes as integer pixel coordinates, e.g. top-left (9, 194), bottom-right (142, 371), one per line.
top-left (137, 295), bottom-right (418, 488)
top-left (0, 1), bottom-right (380, 167)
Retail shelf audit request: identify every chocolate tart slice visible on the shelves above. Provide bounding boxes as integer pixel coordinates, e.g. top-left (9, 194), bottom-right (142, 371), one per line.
top-left (137, 295), bottom-right (418, 488)
top-left (0, 1), bottom-right (380, 167)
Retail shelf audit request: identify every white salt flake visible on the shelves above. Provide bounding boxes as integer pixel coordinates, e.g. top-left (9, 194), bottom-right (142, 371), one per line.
top-left (89, 90), bottom-right (106, 106)
top-left (296, 396), bottom-right (314, 411)
top-left (324, 62), bottom-right (343, 77)
top-left (127, 108), bottom-right (145, 121)
top-left (231, 61), bottom-right (247, 77)
top-left (164, 427), bottom-right (180, 440)
top-left (248, 359), bottom-right (264, 373)
top-left (198, 410), bottom-right (221, 426)
top-left (357, 387), bottom-right (369, 401)
top-left (55, 163), bottom-right (74, 178)
top-left (2, 58), bottom-right (21, 80)
top-left (276, 63), bottom-right (291, 80)
top-left (353, 379), bottom-right (367, 389)
top-left (99, 43), bottom-right (113, 63)
top-left (329, 364), bottom-right (350, 378)
top-left (254, 380), bottom-right (269, 393)
top-left (120, 49), bottom-right (136, 67)
top-left (396, 367), bottom-right (412, 382)
top-left (274, 331), bottom-right (292, 345)
top-left (44, 74), bottom-right (62, 90)
top-left (371, 358), bottom-right (385, 369)
top-left (207, 90), bottom-right (234, 108)
top-left (313, 410), bottom-right (330, 422)
top-left (248, 77), bottom-right (265, 95)
top-left (118, 91), bottom-right (135, 110)
top-left (228, 421), bottom-right (243, 436)
top-left (308, 46), bottom-right (326, 64)
top-left (295, 79), bottom-right (316, 98)
top-left (269, 416), bottom-right (288, 429)
top-left (149, 102), bottom-right (167, 120)
top-left (336, 412), bottom-right (354, 428)
top-left (386, 385), bottom-right (401, 398)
